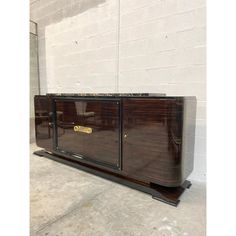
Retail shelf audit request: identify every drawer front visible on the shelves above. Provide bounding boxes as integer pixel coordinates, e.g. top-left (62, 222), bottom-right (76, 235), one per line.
top-left (54, 98), bottom-right (121, 170)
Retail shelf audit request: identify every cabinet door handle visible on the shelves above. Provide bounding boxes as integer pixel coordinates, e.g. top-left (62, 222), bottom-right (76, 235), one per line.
top-left (74, 125), bottom-right (92, 134)
top-left (124, 134), bottom-right (127, 138)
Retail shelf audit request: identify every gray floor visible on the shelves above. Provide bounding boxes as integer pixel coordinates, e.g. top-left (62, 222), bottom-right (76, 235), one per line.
top-left (30, 143), bottom-right (206, 236)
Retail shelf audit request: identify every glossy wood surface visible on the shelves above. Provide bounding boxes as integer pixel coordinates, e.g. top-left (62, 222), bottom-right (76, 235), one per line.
top-left (54, 99), bottom-right (120, 169)
top-left (34, 95), bottom-right (196, 188)
top-left (123, 98), bottom-right (184, 186)
top-left (34, 95), bottom-right (53, 151)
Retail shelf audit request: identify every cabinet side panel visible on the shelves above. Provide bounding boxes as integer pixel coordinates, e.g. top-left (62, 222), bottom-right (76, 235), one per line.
top-left (123, 98), bottom-right (184, 187)
top-left (181, 97), bottom-right (197, 180)
top-left (34, 95), bottom-right (53, 151)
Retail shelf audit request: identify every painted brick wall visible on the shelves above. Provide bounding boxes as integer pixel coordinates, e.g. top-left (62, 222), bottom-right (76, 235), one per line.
top-left (30, 0), bottom-right (206, 182)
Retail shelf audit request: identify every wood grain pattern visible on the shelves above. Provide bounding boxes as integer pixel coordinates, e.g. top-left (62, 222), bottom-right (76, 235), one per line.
top-left (34, 95), bottom-right (196, 188)
top-left (55, 99), bottom-right (120, 169)
top-left (34, 95), bottom-right (53, 151)
top-left (123, 98), bottom-right (184, 187)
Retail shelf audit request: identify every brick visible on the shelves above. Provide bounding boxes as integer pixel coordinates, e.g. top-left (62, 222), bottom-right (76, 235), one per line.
top-left (194, 137), bottom-right (206, 156)
top-left (171, 65), bottom-right (206, 83)
top-left (96, 46), bottom-right (117, 60)
top-left (120, 39), bottom-right (148, 58)
top-left (196, 101), bottom-right (206, 120)
top-left (194, 7), bottom-right (206, 28)
top-left (176, 27), bottom-right (206, 48)
top-left (98, 18), bottom-right (118, 34)
top-left (175, 46), bottom-right (206, 66)
top-left (177, 0), bottom-right (205, 12)
top-left (172, 10), bottom-right (195, 32)
top-left (146, 32), bottom-right (177, 54)
top-left (120, 17), bottom-right (172, 41)
top-left (121, 7), bottom-right (148, 28)
top-left (85, 73), bottom-right (117, 87)
top-left (146, 0), bottom-right (177, 21)
top-left (120, 0), bottom-right (154, 14)
top-left (89, 59), bottom-right (117, 74)
top-left (119, 70), bottom-right (148, 86)
top-left (119, 55), bottom-right (149, 71)
top-left (195, 119), bottom-right (206, 138)
top-left (190, 153), bottom-right (206, 180)
top-left (100, 31), bottom-right (117, 46)
top-left (147, 50), bottom-right (177, 69)
top-left (145, 67), bottom-right (176, 84)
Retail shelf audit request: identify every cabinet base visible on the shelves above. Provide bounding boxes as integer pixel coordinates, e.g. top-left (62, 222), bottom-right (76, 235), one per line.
top-left (33, 150), bottom-right (191, 207)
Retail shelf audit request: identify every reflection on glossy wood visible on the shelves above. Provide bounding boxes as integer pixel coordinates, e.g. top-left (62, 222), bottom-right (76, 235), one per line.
top-left (34, 94), bottom-right (196, 204)
top-left (123, 98), bottom-right (184, 187)
top-left (34, 95), bottom-right (53, 151)
top-left (55, 99), bottom-right (120, 169)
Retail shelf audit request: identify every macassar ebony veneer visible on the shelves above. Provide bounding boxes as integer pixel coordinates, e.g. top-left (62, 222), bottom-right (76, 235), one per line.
top-left (34, 93), bottom-right (196, 206)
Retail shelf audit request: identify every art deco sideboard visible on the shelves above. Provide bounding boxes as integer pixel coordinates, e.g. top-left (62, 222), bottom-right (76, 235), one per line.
top-left (34, 93), bottom-right (196, 206)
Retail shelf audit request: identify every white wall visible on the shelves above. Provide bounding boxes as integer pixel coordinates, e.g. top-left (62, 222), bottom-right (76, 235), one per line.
top-left (30, 21), bottom-right (40, 143)
top-left (30, 32), bottom-right (39, 118)
top-left (30, 0), bottom-right (206, 182)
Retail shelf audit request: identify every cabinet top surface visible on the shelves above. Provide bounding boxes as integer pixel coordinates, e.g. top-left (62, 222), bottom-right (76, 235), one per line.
top-left (36, 93), bottom-right (196, 99)
top-left (45, 93), bottom-right (166, 97)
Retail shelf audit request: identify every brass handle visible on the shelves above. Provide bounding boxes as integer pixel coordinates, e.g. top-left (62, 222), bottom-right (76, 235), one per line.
top-left (74, 125), bottom-right (92, 134)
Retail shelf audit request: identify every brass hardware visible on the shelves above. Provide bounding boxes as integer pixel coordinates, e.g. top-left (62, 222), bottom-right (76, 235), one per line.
top-left (74, 125), bottom-right (92, 134)
top-left (124, 134), bottom-right (127, 138)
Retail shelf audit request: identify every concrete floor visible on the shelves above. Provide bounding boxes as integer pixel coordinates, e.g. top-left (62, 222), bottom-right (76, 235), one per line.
top-left (30, 143), bottom-right (206, 236)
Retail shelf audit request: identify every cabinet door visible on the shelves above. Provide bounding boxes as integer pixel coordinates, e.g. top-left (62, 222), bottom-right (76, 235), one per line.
top-left (55, 99), bottom-right (121, 169)
top-left (123, 98), bottom-right (184, 187)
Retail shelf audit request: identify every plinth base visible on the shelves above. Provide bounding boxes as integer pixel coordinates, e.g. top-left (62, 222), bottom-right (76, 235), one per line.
top-left (34, 149), bottom-right (191, 207)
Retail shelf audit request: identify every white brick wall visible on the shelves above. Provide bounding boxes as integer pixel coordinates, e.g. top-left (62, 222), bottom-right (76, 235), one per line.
top-left (30, 22), bottom-right (39, 118)
top-left (30, 0), bottom-right (206, 182)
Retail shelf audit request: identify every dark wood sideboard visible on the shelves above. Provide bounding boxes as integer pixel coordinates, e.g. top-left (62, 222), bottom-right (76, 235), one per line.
top-left (34, 93), bottom-right (196, 206)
